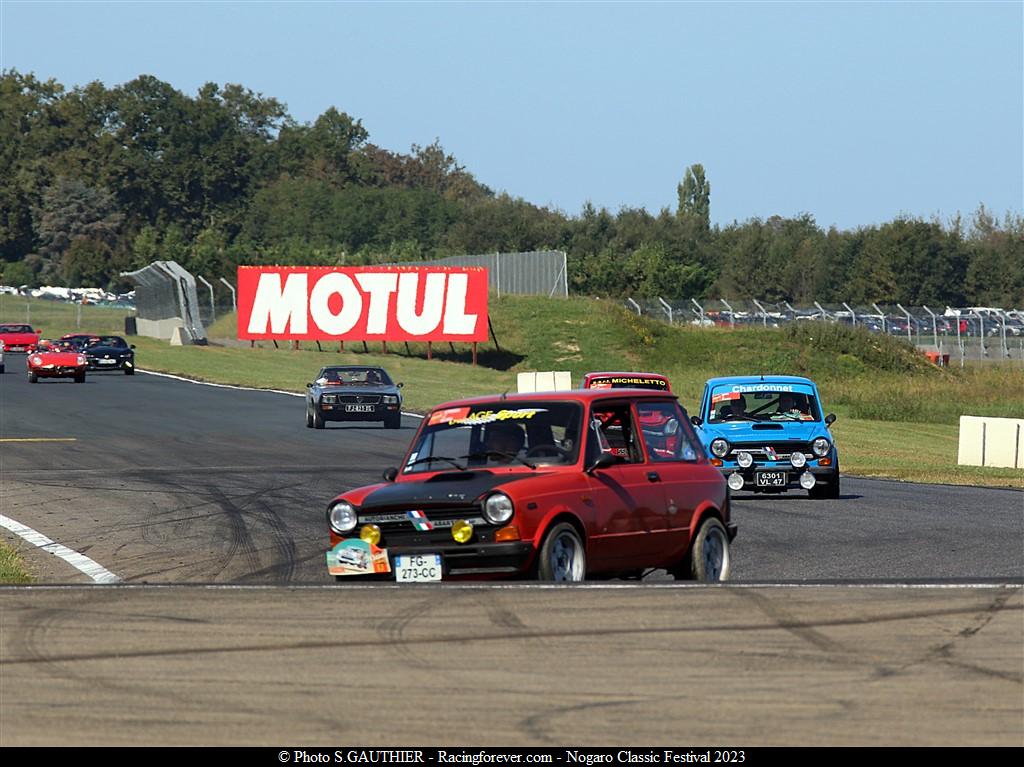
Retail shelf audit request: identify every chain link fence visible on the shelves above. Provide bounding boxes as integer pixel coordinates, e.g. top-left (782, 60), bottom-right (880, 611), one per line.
top-left (623, 297), bottom-right (1024, 365)
top-left (397, 251), bottom-right (568, 298)
top-left (121, 261), bottom-right (207, 343)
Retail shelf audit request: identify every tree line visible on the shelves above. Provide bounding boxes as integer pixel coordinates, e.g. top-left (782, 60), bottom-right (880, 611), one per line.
top-left (1, 71), bottom-right (1021, 307)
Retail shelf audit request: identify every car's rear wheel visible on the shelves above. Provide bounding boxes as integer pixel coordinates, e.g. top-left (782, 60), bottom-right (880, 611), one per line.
top-left (674, 517), bottom-right (731, 582)
top-left (537, 522), bottom-right (585, 582)
top-left (312, 407), bottom-right (326, 430)
top-left (384, 412), bottom-right (401, 429)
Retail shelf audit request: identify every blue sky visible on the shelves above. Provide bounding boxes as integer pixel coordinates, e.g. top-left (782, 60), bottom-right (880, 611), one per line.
top-left (1, 1), bottom-right (1021, 229)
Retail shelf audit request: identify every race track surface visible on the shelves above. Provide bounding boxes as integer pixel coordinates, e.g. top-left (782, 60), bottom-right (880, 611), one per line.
top-left (1, 354), bottom-right (1021, 583)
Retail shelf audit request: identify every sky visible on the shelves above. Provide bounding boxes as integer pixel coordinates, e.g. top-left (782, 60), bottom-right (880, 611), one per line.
top-left (1, 1), bottom-right (1021, 230)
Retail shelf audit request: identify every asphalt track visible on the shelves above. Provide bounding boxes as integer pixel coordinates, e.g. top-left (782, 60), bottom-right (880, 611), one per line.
top-left (1, 353), bottom-right (1022, 745)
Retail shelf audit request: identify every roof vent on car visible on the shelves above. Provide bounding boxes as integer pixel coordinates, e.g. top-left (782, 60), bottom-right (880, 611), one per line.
top-left (424, 471), bottom-right (484, 482)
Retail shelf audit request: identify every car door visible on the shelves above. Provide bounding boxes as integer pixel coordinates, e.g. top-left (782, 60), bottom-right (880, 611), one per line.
top-left (634, 399), bottom-right (708, 564)
top-left (583, 400), bottom-right (673, 572)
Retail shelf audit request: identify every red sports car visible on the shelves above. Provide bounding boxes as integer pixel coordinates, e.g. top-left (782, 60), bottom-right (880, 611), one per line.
top-left (27, 340), bottom-right (88, 383)
top-left (0, 323), bottom-right (41, 353)
top-left (326, 388), bottom-right (735, 583)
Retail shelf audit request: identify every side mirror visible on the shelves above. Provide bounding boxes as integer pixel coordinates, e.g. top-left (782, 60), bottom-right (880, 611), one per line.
top-left (690, 415), bottom-right (703, 427)
top-left (306, 382), bottom-right (313, 388)
top-left (825, 413), bottom-right (837, 426)
top-left (130, 345), bottom-right (136, 349)
top-left (586, 453), bottom-right (618, 475)
top-left (382, 467), bottom-right (398, 482)
top-left (397, 382), bottom-right (404, 388)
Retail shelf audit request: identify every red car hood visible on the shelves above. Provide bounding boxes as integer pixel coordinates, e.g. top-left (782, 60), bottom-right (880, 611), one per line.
top-left (0, 331), bottom-right (40, 345)
top-left (29, 351), bottom-right (84, 365)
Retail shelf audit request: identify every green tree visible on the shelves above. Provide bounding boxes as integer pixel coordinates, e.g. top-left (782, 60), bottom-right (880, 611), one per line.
top-left (677, 163), bottom-right (710, 231)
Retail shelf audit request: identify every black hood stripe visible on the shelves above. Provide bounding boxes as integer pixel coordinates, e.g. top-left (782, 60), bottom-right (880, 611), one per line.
top-left (359, 471), bottom-right (550, 511)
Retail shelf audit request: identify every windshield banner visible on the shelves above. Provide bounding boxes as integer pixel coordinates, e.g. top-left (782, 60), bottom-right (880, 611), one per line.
top-left (238, 266), bottom-right (489, 342)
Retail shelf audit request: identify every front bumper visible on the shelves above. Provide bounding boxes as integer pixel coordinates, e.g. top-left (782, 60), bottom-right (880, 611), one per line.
top-left (87, 357), bottom-right (133, 370)
top-left (31, 366), bottom-right (86, 378)
top-left (716, 464), bottom-right (837, 491)
top-left (330, 539), bottom-right (535, 579)
top-left (319, 402), bottom-right (401, 421)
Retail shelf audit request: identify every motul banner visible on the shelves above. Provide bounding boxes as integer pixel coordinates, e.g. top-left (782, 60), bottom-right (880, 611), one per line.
top-left (237, 266), bottom-right (489, 342)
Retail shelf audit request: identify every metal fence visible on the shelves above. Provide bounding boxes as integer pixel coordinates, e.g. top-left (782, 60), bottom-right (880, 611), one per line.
top-left (121, 261), bottom-right (207, 343)
top-left (399, 251), bottom-right (568, 298)
top-left (623, 297), bottom-right (1024, 365)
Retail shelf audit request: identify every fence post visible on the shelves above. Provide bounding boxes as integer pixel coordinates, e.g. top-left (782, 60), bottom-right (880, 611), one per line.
top-left (896, 303), bottom-right (913, 344)
top-left (813, 301), bottom-right (827, 321)
top-left (627, 297), bottom-right (642, 316)
top-left (720, 298), bottom-right (735, 327)
top-left (496, 252), bottom-right (501, 299)
top-left (978, 312), bottom-right (986, 359)
top-left (752, 299), bottom-right (768, 327)
top-left (26, 300), bottom-right (30, 324)
top-left (842, 302), bottom-right (856, 327)
top-left (76, 302), bottom-right (82, 329)
top-left (922, 305), bottom-right (938, 349)
top-left (872, 303), bottom-right (887, 334)
top-left (996, 310), bottom-right (1010, 357)
top-left (658, 297), bottom-right (673, 324)
top-left (197, 275), bottom-right (216, 323)
top-left (691, 298), bottom-right (705, 328)
top-left (218, 278), bottom-right (237, 312)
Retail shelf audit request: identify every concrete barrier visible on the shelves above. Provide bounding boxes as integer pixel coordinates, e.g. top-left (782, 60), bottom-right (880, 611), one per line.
top-left (136, 317), bottom-right (185, 341)
top-left (516, 371), bottom-right (573, 393)
top-left (957, 416), bottom-right (1024, 469)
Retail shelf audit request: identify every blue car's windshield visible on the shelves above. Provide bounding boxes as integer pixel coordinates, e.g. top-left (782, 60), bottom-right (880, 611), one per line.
top-left (708, 384), bottom-right (820, 423)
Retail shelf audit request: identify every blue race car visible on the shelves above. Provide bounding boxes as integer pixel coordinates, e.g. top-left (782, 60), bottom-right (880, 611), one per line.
top-left (691, 375), bottom-right (840, 498)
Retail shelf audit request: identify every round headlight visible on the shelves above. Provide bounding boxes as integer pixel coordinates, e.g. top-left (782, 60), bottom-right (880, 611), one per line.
top-left (727, 473), bottom-right (745, 491)
top-left (790, 451), bottom-right (807, 468)
top-left (812, 438), bottom-right (831, 457)
top-left (77, 355), bottom-right (87, 365)
top-left (710, 438), bottom-right (730, 458)
top-left (452, 520), bottom-right (474, 544)
top-left (328, 501), bottom-right (358, 534)
top-left (736, 451), bottom-right (753, 468)
top-left (31, 355), bottom-right (41, 365)
top-left (483, 492), bottom-right (514, 524)
top-left (359, 524), bottom-right (381, 546)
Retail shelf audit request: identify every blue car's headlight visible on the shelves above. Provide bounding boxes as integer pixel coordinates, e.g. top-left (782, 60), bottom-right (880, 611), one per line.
top-left (710, 438), bottom-right (730, 458)
top-left (812, 438), bottom-right (831, 457)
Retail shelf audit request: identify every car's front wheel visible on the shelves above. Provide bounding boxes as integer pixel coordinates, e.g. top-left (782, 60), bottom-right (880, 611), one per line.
top-left (74, 372), bottom-right (86, 383)
top-left (384, 412), bottom-right (401, 429)
top-left (537, 522), bottom-right (586, 582)
top-left (27, 370), bottom-right (38, 383)
top-left (124, 366), bottom-right (134, 376)
top-left (675, 517), bottom-right (731, 582)
top-left (312, 406), bottom-right (326, 430)
top-left (809, 473), bottom-right (840, 499)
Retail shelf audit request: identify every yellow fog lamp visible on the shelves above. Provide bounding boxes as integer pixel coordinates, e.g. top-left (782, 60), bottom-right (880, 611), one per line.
top-left (359, 524), bottom-right (382, 546)
top-left (451, 520), bottom-right (474, 544)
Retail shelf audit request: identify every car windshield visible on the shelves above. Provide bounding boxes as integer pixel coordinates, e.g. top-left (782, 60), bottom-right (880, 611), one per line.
top-left (0, 325), bottom-right (33, 333)
top-left (405, 401), bottom-right (584, 473)
top-left (317, 367), bottom-right (391, 386)
top-left (708, 384), bottom-right (820, 423)
top-left (586, 375), bottom-right (668, 391)
top-left (88, 336), bottom-right (128, 348)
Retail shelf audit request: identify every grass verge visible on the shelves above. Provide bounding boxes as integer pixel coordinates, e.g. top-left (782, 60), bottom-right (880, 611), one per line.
top-left (0, 541), bottom-right (34, 584)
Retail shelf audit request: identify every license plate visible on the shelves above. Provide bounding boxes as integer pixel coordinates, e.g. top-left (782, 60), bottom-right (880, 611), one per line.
top-left (345, 404), bottom-right (375, 413)
top-left (394, 553), bottom-right (442, 582)
top-left (98, 359), bottom-right (116, 364)
top-left (756, 471), bottom-right (788, 487)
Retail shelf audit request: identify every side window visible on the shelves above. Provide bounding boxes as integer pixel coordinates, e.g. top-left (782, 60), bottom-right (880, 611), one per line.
top-left (589, 404), bottom-right (644, 464)
top-left (636, 402), bottom-right (699, 462)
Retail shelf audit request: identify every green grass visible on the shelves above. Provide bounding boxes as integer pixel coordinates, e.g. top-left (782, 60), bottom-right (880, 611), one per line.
top-left (4, 294), bottom-right (1022, 488)
top-left (0, 542), bottom-right (34, 584)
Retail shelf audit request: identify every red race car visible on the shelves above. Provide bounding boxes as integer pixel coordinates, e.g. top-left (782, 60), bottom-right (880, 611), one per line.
top-left (26, 340), bottom-right (88, 383)
top-left (0, 323), bottom-right (41, 353)
top-left (325, 388), bottom-right (735, 583)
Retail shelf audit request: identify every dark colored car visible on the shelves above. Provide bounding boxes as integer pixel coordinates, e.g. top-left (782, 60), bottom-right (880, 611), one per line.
top-left (325, 388), bottom-right (735, 583)
top-left (306, 365), bottom-right (403, 429)
top-left (81, 335), bottom-right (136, 374)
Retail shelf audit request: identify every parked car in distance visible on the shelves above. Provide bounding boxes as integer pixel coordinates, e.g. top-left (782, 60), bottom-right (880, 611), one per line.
top-left (692, 375), bottom-right (840, 499)
top-left (306, 365), bottom-right (403, 429)
top-left (325, 388), bottom-right (735, 583)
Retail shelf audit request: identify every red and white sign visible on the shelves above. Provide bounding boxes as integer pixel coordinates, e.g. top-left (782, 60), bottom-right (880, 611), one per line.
top-left (237, 266), bottom-right (489, 342)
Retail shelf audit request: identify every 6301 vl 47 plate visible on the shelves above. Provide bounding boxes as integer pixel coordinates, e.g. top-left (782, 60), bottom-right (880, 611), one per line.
top-left (394, 553), bottom-right (442, 582)
top-left (755, 471), bottom-right (788, 487)
top-left (345, 404), bottom-right (375, 413)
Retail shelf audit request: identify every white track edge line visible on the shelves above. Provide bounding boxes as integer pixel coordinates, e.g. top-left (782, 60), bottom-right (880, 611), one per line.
top-left (138, 369), bottom-right (424, 417)
top-left (0, 515), bottom-right (121, 584)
